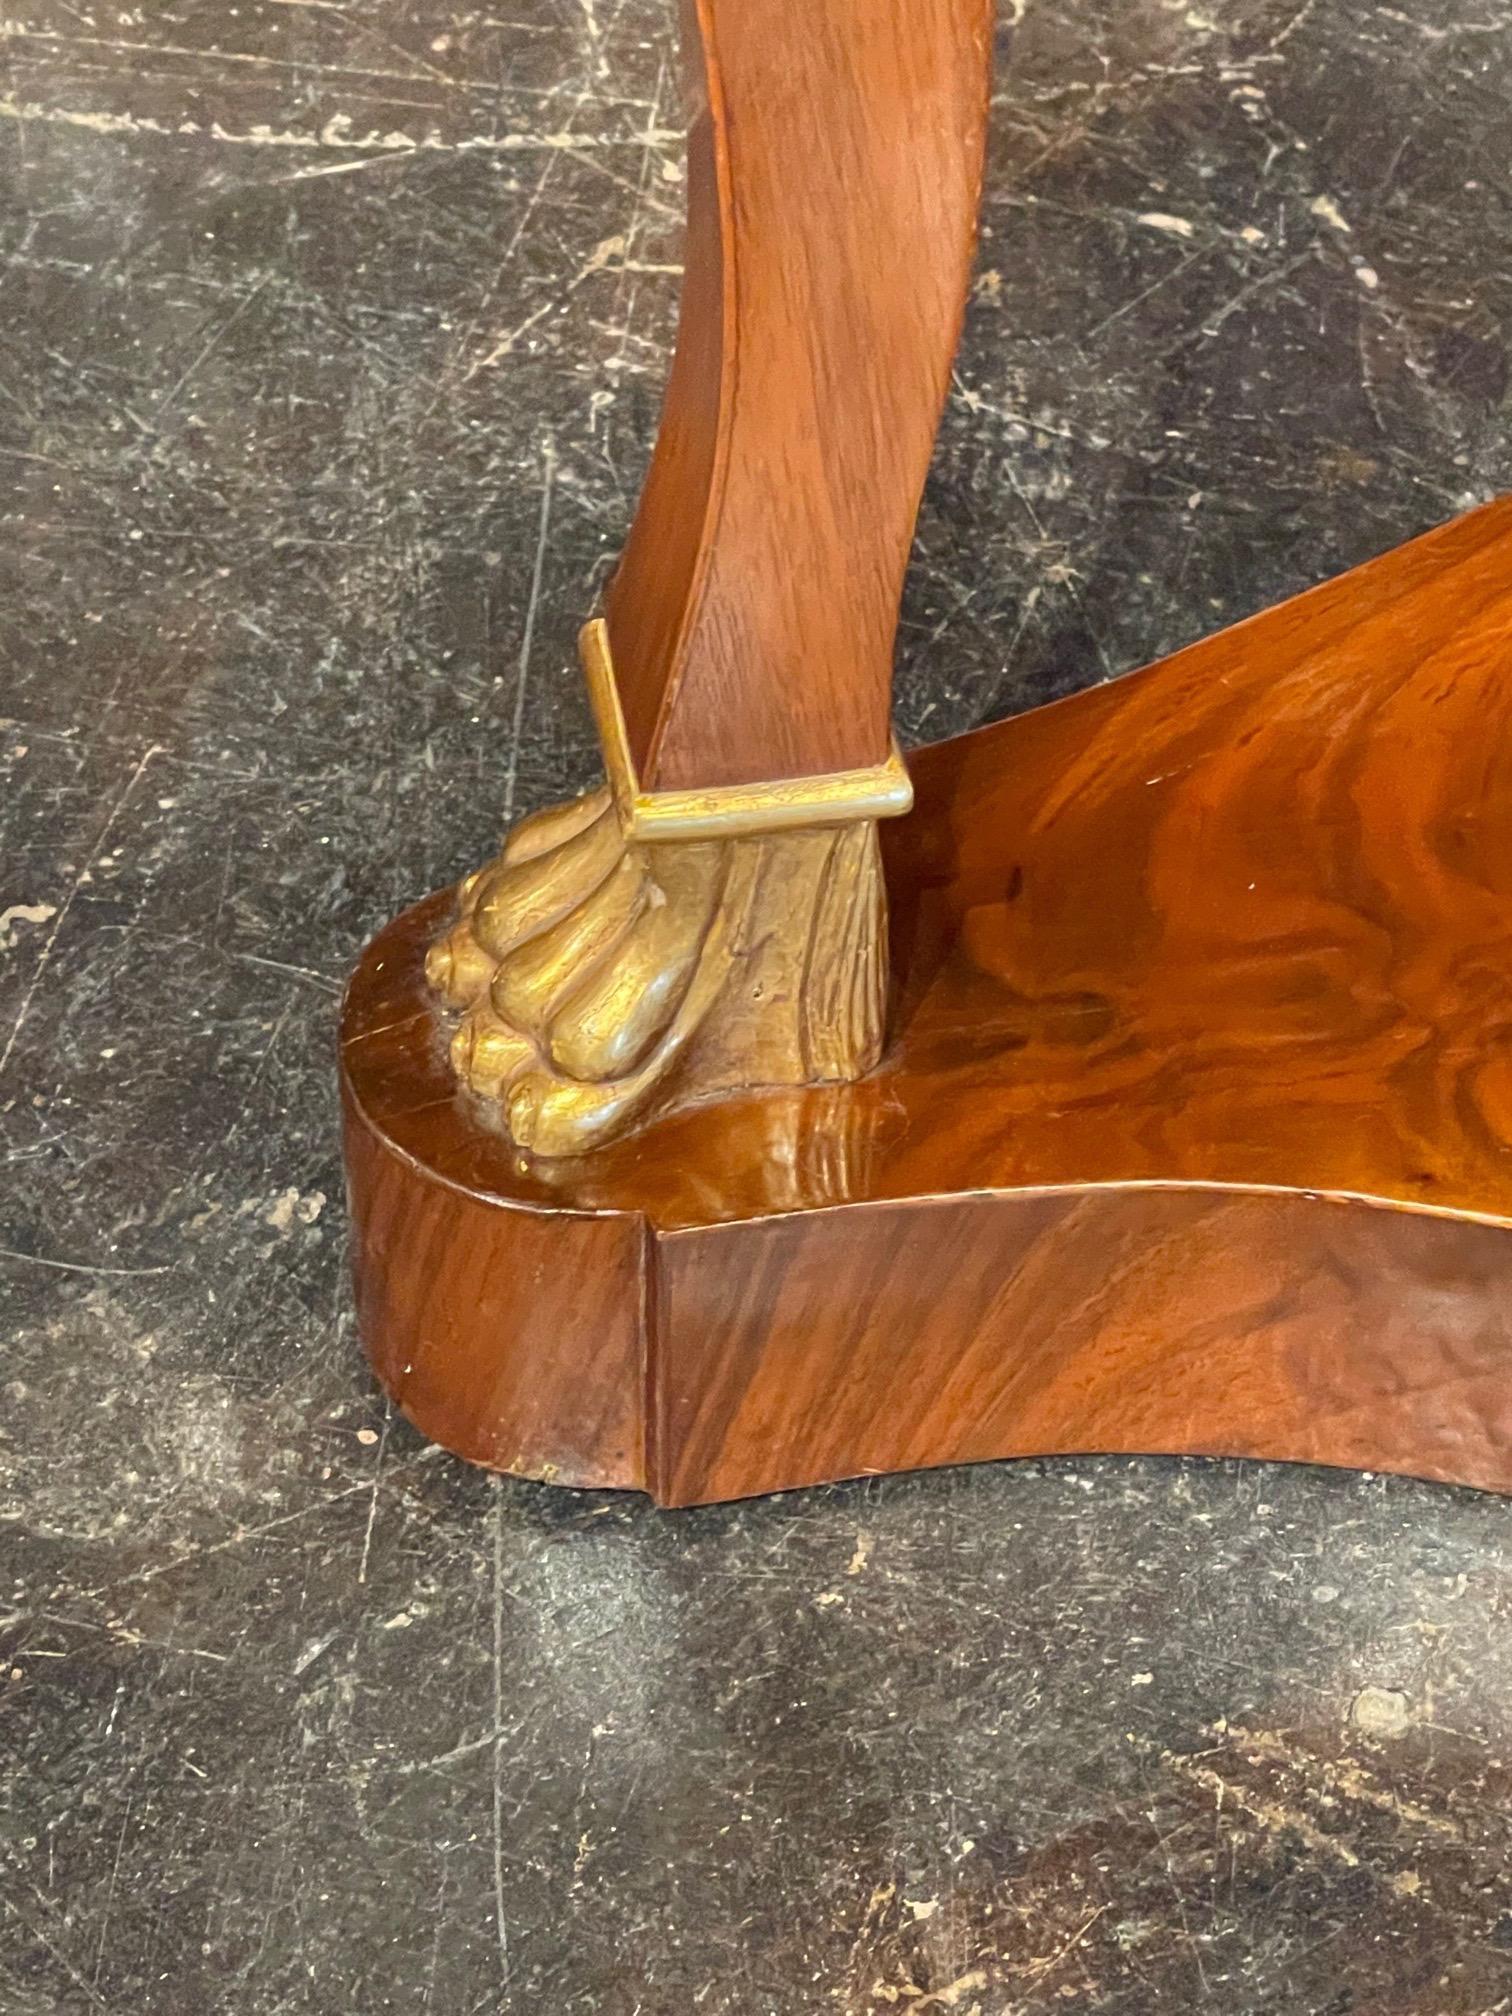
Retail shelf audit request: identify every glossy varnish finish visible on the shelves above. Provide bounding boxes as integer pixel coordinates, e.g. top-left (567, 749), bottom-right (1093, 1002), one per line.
top-left (342, 501), bottom-right (1512, 1503)
top-left (656, 1192), bottom-right (1512, 1503)
top-left (602, 0), bottom-right (994, 792)
top-left (343, 929), bottom-right (648, 1487)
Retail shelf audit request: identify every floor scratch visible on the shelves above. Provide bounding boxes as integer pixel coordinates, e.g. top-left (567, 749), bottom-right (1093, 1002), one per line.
top-left (4, 1888), bottom-right (112, 2012)
top-left (502, 438), bottom-right (558, 825)
top-left (0, 740), bottom-right (163, 1086)
top-left (491, 1479), bottom-right (512, 1989)
top-left (90, 1794), bottom-right (133, 1988)
top-left (356, 1403), bottom-right (393, 1585)
top-left (0, 1244), bottom-right (172, 1277)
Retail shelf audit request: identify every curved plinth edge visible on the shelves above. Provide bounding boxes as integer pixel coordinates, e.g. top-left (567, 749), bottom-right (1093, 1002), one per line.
top-left (340, 903), bottom-right (649, 1490)
top-left (651, 1184), bottom-right (1512, 1504)
top-left (341, 500), bottom-right (1512, 1505)
top-left (341, 909), bottom-right (1512, 1508)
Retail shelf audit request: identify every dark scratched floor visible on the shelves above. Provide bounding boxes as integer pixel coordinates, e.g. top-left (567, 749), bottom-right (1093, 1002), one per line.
top-left (2, 0), bottom-right (1511, 2009)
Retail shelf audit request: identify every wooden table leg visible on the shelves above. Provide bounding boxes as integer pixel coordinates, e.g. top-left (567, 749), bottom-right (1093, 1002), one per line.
top-left (604, 0), bottom-right (994, 795)
top-left (422, 0), bottom-right (994, 1157)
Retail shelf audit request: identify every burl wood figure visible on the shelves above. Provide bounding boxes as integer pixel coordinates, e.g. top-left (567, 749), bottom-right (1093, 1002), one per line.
top-left (341, 0), bottom-right (1512, 1504)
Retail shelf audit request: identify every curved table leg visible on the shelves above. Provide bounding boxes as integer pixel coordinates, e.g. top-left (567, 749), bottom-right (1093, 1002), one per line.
top-left (420, 0), bottom-right (995, 1154)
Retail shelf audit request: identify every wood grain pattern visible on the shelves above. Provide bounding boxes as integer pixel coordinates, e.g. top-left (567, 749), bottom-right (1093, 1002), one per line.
top-left (603, 0), bottom-right (993, 792)
top-left (341, 929), bottom-right (647, 1486)
top-left (655, 1191), bottom-right (1512, 1503)
top-left (341, 500), bottom-right (1512, 1503)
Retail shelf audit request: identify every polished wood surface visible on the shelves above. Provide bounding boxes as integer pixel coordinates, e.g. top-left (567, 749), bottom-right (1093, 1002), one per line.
top-left (343, 938), bottom-right (647, 1486)
top-left (342, 501), bottom-right (1512, 1503)
top-left (658, 1192), bottom-right (1512, 1503)
top-left (603, 0), bottom-right (993, 793)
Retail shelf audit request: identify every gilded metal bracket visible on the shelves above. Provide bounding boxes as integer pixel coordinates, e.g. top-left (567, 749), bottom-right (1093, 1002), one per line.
top-left (579, 619), bottom-right (913, 842)
top-left (425, 622), bottom-right (907, 1152)
top-left (427, 786), bottom-right (888, 1155)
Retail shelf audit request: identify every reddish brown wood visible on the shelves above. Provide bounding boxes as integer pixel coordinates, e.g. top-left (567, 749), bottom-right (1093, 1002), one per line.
top-left (603, 0), bottom-right (993, 792)
top-left (342, 939), bottom-right (647, 1487)
top-left (342, 501), bottom-right (1512, 1504)
top-left (656, 1193), bottom-right (1512, 1503)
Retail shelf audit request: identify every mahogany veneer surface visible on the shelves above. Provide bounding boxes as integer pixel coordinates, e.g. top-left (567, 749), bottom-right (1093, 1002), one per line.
top-left (342, 501), bottom-right (1512, 1503)
top-left (603, 0), bottom-right (993, 790)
